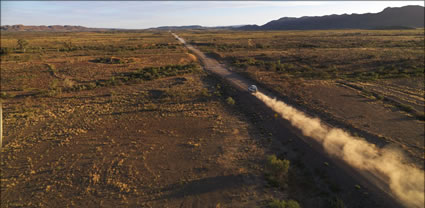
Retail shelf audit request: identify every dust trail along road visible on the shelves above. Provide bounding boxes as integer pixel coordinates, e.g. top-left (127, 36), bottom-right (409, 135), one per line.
top-left (172, 33), bottom-right (425, 208)
top-left (255, 92), bottom-right (424, 208)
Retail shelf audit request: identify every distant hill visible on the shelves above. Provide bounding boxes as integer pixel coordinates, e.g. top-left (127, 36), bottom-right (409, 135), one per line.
top-left (154, 25), bottom-right (205, 30)
top-left (152, 25), bottom-right (247, 30)
top-left (239, 5), bottom-right (424, 30)
top-left (1, 24), bottom-right (248, 32)
top-left (0, 25), bottom-right (109, 32)
top-left (2, 6), bottom-right (423, 32)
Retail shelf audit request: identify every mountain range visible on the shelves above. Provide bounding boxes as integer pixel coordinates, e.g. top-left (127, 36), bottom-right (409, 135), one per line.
top-left (239, 5), bottom-right (424, 30)
top-left (0, 25), bottom-right (109, 32)
top-left (152, 25), bottom-right (247, 30)
top-left (1, 5), bottom-right (423, 32)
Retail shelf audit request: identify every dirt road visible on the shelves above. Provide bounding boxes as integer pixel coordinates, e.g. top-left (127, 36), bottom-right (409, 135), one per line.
top-left (172, 33), bottom-right (407, 208)
top-left (173, 34), bottom-right (251, 92)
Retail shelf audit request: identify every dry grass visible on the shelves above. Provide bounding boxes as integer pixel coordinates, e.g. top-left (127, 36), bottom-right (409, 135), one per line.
top-left (180, 29), bottom-right (424, 81)
top-left (0, 31), bottom-right (277, 207)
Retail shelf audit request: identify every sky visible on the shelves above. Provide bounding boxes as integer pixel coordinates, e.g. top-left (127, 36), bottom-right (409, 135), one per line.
top-left (1, 1), bottom-right (424, 29)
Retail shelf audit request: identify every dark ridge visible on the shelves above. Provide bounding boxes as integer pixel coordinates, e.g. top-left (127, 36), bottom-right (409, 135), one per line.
top-left (238, 5), bottom-right (424, 30)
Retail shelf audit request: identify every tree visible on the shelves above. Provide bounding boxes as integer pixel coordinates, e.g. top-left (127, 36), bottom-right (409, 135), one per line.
top-left (17, 39), bottom-right (29, 52)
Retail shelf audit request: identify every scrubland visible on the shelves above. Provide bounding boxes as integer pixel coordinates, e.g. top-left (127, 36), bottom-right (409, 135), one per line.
top-left (1, 29), bottom-right (421, 207)
top-left (0, 31), bottom-right (307, 207)
top-left (179, 29), bottom-right (425, 167)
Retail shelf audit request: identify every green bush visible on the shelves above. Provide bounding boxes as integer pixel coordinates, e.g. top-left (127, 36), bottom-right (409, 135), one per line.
top-left (374, 94), bottom-right (384, 100)
top-left (255, 43), bottom-right (265, 49)
top-left (397, 103), bottom-right (415, 113)
top-left (200, 88), bottom-right (211, 98)
top-left (268, 199), bottom-right (300, 208)
top-left (266, 155), bottom-right (290, 187)
top-left (63, 40), bottom-right (74, 51)
top-left (17, 39), bottom-right (29, 52)
top-left (415, 112), bottom-right (425, 121)
top-left (92, 57), bottom-right (126, 64)
top-left (63, 78), bottom-right (75, 89)
top-left (0, 92), bottom-right (15, 99)
top-left (328, 197), bottom-right (345, 208)
top-left (129, 64), bottom-right (198, 81)
top-left (226, 97), bottom-right (235, 105)
top-left (268, 199), bottom-right (286, 208)
top-left (0, 47), bottom-right (12, 56)
top-left (49, 79), bottom-right (59, 90)
top-left (266, 62), bottom-right (277, 71)
top-left (286, 200), bottom-right (301, 208)
top-left (86, 83), bottom-right (97, 90)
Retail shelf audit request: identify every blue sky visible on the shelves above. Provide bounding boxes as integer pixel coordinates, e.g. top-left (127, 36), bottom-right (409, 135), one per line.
top-left (1, 1), bottom-right (424, 29)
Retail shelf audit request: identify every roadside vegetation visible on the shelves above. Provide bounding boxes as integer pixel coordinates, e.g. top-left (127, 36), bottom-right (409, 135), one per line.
top-left (268, 199), bottom-right (301, 208)
top-left (0, 31), bottom-right (191, 99)
top-left (179, 30), bottom-right (424, 120)
top-left (2, 29), bottom-right (421, 207)
top-left (179, 29), bottom-right (425, 168)
top-left (2, 31), bottom-right (257, 207)
top-left (1, 30), bottom-right (317, 207)
top-left (181, 30), bottom-right (424, 81)
top-left (265, 155), bottom-right (290, 188)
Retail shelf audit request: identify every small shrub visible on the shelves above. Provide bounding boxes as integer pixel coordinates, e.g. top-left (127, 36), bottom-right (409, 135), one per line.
top-left (164, 88), bottom-right (187, 102)
top-left (0, 47), bottom-right (12, 56)
top-left (92, 57), bottom-right (125, 64)
top-left (255, 43), bottom-right (264, 49)
top-left (63, 78), bottom-right (75, 89)
top-left (86, 83), bottom-right (97, 90)
top-left (107, 76), bottom-right (121, 86)
top-left (144, 103), bottom-right (157, 111)
top-left (49, 79), bottom-right (59, 90)
top-left (1, 91), bottom-right (15, 99)
top-left (266, 62), bottom-right (277, 71)
top-left (63, 40), bottom-right (74, 51)
top-left (48, 88), bottom-right (61, 97)
top-left (1, 91), bottom-right (16, 99)
top-left (328, 197), bottom-right (345, 208)
top-left (0, 92), bottom-right (7, 99)
top-left (397, 104), bottom-right (415, 113)
top-left (226, 97), bottom-right (235, 105)
top-left (416, 113), bottom-right (425, 121)
top-left (265, 155), bottom-right (290, 187)
top-left (17, 39), bottom-right (29, 52)
top-left (374, 94), bottom-right (384, 100)
top-left (75, 85), bottom-right (86, 91)
top-left (282, 63), bottom-right (296, 72)
top-left (200, 88), bottom-right (211, 98)
top-left (286, 200), bottom-right (301, 208)
top-left (46, 64), bottom-right (57, 75)
top-left (268, 199), bottom-right (300, 208)
top-left (317, 71), bottom-right (331, 79)
top-left (127, 64), bottom-right (198, 81)
top-left (46, 79), bottom-right (62, 96)
top-left (268, 199), bottom-right (286, 208)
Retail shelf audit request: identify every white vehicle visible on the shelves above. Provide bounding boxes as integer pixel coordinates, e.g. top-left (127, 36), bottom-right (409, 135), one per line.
top-left (248, 85), bottom-right (258, 93)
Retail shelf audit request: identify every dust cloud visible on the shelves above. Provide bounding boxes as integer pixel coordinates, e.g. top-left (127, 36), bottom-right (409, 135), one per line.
top-left (254, 92), bottom-right (424, 208)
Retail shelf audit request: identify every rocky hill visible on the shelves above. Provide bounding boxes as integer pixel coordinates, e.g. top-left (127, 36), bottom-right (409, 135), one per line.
top-left (0, 25), bottom-right (108, 32)
top-left (240, 5), bottom-right (424, 30)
